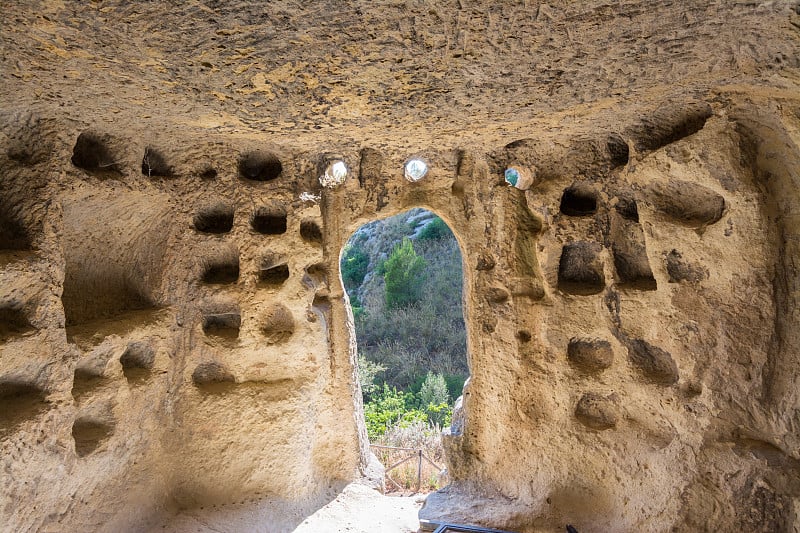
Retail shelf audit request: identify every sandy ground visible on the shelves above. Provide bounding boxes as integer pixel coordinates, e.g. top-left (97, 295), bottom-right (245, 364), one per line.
top-left (294, 484), bottom-right (424, 533)
top-left (150, 483), bottom-right (424, 533)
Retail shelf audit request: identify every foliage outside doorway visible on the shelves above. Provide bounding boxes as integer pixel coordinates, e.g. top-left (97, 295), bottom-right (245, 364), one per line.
top-left (341, 209), bottom-right (469, 492)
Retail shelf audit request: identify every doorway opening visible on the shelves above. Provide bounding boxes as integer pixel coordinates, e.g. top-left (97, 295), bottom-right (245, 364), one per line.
top-left (340, 208), bottom-right (469, 493)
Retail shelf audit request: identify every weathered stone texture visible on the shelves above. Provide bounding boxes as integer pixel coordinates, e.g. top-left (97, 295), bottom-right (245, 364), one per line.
top-left (1, 1), bottom-right (800, 532)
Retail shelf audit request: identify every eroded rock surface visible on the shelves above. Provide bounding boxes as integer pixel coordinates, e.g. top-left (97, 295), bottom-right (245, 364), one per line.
top-left (1, 1), bottom-right (800, 532)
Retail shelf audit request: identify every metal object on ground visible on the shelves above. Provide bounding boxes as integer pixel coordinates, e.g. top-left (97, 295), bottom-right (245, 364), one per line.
top-left (419, 519), bottom-right (519, 533)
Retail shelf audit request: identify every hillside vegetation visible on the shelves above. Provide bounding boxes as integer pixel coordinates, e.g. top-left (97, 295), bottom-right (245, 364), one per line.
top-left (341, 209), bottom-right (468, 443)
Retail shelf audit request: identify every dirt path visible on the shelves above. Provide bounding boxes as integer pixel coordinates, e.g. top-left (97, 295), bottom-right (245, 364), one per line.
top-left (151, 484), bottom-right (424, 533)
top-left (294, 484), bottom-right (424, 533)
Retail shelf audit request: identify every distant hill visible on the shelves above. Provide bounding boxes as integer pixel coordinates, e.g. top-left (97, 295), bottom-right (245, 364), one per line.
top-left (341, 209), bottom-right (468, 398)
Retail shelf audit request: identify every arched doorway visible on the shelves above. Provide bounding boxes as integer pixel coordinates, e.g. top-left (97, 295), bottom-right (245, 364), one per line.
top-left (340, 208), bottom-right (469, 493)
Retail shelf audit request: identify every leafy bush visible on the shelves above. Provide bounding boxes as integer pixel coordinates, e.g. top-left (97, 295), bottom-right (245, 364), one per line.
top-left (419, 372), bottom-right (451, 427)
top-left (356, 300), bottom-right (467, 388)
top-left (444, 374), bottom-right (467, 400)
top-left (364, 384), bottom-right (426, 440)
top-left (341, 243), bottom-right (370, 291)
top-left (424, 402), bottom-right (452, 429)
top-left (364, 382), bottom-right (454, 440)
top-left (418, 216), bottom-right (453, 241)
top-left (368, 339), bottom-right (426, 390)
top-left (383, 237), bottom-right (427, 308)
top-left (419, 372), bottom-right (449, 407)
top-left (357, 354), bottom-right (385, 399)
top-left (348, 293), bottom-right (366, 321)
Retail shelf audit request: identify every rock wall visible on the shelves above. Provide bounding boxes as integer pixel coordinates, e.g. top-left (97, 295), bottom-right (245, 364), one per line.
top-left (2, 1), bottom-right (800, 532)
top-left (420, 104), bottom-right (800, 532)
top-left (0, 127), bottom-right (366, 530)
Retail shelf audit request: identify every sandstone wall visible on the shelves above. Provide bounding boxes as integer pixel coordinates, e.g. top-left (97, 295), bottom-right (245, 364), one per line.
top-left (420, 103), bottom-right (800, 532)
top-left (2, 1), bottom-right (800, 532)
top-left (0, 127), bottom-right (368, 530)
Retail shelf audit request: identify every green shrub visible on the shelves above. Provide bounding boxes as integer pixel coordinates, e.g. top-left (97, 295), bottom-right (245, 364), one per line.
top-left (419, 372), bottom-right (449, 407)
top-left (367, 340), bottom-right (425, 390)
top-left (364, 384), bottom-right (426, 440)
top-left (418, 216), bottom-right (453, 241)
top-left (419, 372), bottom-right (451, 427)
top-left (424, 401), bottom-right (453, 429)
top-left (357, 354), bottom-right (385, 399)
top-left (356, 302), bottom-right (467, 389)
top-left (341, 243), bottom-right (370, 291)
top-left (383, 237), bottom-right (427, 308)
top-left (348, 294), bottom-right (366, 321)
top-left (444, 374), bottom-right (467, 400)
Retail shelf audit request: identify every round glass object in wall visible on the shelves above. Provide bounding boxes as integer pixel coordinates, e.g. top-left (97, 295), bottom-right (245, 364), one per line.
top-left (320, 160), bottom-right (348, 188)
top-left (504, 166), bottom-right (534, 190)
top-left (404, 158), bottom-right (428, 182)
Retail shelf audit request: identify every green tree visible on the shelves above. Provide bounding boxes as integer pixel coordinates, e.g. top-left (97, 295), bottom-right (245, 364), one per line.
top-left (419, 372), bottom-right (451, 427)
top-left (357, 354), bottom-right (385, 399)
top-left (341, 243), bottom-right (369, 292)
top-left (419, 372), bottom-right (449, 407)
top-left (418, 216), bottom-right (453, 241)
top-left (383, 237), bottom-right (427, 308)
top-left (363, 384), bottom-right (426, 440)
